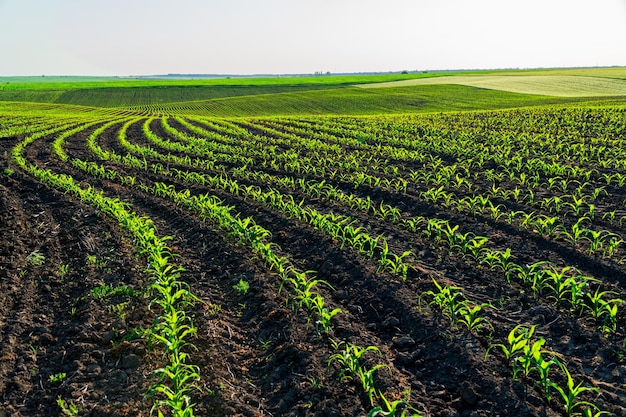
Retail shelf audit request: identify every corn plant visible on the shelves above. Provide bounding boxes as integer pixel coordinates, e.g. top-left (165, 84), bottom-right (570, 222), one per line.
top-left (310, 294), bottom-right (342, 336)
top-left (549, 362), bottom-right (603, 417)
top-left (558, 217), bottom-right (590, 247)
top-left (377, 245), bottom-right (414, 281)
top-left (57, 396), bottom-right (81, 417)
top-left (367, 392), bottom-right (422, 417)
top-left (566, 275), bottom-right (597, 313)
top-left (328, 339), bottom-right (382, 381)
top-left (49, 372), bottom-right (67, 385)
top-left (601, 210), bottom-right (617, 225)
top-left (27, 250), bottom-right (46, 267)
top-left (378, 202), bottom-right (402, 223)
top-left (481, 248), bottom-right (516, 279)
top-left (328, 341), bottom-right (388, 405)
top-left (532, 214), bottom-right (563, 238)
top-left (487, 201), bottom-right (506, 221)
top-left (420, 279), bottom-right (465, 322)
top-left (544, 266), bottom-right (578, 305)
top-left (486, 324), bottom-right (537, 379)
top-left (533, 354), bottom-right (561, 402)
top-left (465, 235), bottom-right (490, 261)
top-left (603, 236), bottom-right (623, 258)
top-left (420, 279), bottom-right (492, 333)
top-left (457, 302), bottom-right (494, 334)
top-left (584, 288), bottom-right (623, 335)
top-left (515, 337), bottom-right (554, 380)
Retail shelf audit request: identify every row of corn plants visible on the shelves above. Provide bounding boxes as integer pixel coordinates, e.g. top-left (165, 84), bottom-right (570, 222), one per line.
top-left (100, 118), bottom-right (417, 283)
top-left (64, 112), bottom-right (620, 414)
top-left (263, 114), bottom-right (626, 234)
top-left (106, 118), bottom-right (576, 415)
top-left (79, 114), bottom-right (434, 416)
top-left (118, 116), bottom-right (624, 337)
top-left (487, 324), bottom-right (607, 417)
top-left (82, 117), bottom-right (430, 414)
top-left (18, 123), bottom-right (202, 417)
top-left (223, 160), bottom-right (623, 336)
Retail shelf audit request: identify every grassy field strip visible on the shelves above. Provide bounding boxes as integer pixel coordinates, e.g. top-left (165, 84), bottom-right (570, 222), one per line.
top-left (357, 75), bottom-right (626, 97)
top-left (128, 84), bottom-right (586, 117)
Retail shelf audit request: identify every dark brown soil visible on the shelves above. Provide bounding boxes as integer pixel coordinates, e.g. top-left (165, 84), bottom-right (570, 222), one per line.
top-left (1, 114), bottom-right (625, 417)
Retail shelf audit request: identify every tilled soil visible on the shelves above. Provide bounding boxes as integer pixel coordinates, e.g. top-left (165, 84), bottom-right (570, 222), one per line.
top-left (1, 114), bottom-right (625, 417)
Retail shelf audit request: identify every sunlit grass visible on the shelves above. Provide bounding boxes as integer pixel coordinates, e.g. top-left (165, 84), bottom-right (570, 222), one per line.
top-left (358, 74), bottom-right (626, 97)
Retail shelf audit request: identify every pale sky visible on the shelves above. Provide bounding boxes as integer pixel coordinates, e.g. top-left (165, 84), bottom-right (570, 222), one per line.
top-left (1, 0), bottom-right (625, 76)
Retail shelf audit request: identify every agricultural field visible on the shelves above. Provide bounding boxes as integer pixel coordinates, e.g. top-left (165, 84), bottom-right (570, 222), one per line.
top-left (357, 75), bottom-right (626, 97)
top-left (1, 71), bottom-right (626, 417)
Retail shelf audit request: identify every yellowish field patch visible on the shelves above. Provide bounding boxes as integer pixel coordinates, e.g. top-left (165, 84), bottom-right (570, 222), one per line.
top-left (357, 75), bottom-right (626, 97)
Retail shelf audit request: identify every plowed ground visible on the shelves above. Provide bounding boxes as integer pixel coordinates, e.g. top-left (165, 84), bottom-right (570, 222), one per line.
top-left (0, 114), bottom-right (625, 417)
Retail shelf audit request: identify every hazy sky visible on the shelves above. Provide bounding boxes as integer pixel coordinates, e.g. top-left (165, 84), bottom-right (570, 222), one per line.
top-left (1, 0), bottom-right (625, 76)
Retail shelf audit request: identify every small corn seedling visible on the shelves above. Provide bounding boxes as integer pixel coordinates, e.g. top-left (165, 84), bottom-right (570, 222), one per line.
top-left (601, 210), bottom-right (617, 225)
top-left (488, 202), bottom-right (506, 221)
top-left (457, 302), bottom-right (494, 334)
top-left (532, 214), bottom-right (563, 238)
top-left (558, 217), bottom-right (590, 247)
top-left (27, 250), bottom-right (46, 267)
top-left (328, 341), bottom-right (382, 382)
top-left (440, 223), bottom-right (460, 248)
top-left (544, 266), bottom-right (579, 305)
top-left (511, 261), bottom-right (552, 289)
top-left (486, 324), bottom-right (537, 379)
top-left (423, 218), bottom-right (447, 240)
top-left (367, 392), bottom-right (422, 417)
top-left (505, 210), bottom-right (524, 225)
top-left (378, 248), bottom-right (414, 280)
top-left (421, 279), bottom-right (493, 333)
top-left (420, 279), bottom-right (465, 323)
top-left (603, 236), bottom-right (624, 258)
top-left (464, 235), bottom-right (489, 261)
top-left (57, 396), bottom-right (80, 417)
top-left (310, 294), bottom-right (342, 335)
top-left (584, 288), bottom-right (623, 335)
top-left (481, 248), bottom-right (517, 280)
top-left (584, 229), bottom-right (618, 256)
top-left (564, 195), bottom-right (589, 217)
top-left (518, 211), bottom-right (538, 229)
top-left (328, 341), bottom-right (388, 405)
top-left (532, 352), bottom-right (562, 402)
top-left (59, 264), bottom-right (69, 278)
top-left (549, 362), bottom-right (604, 417)
top-left (378, 202), bottom-right (402, 223)
top-left (566, 275), bottom-right (597, 314)
top-left (359, 363), bottom-right (391, 406)
top-left (49, 372), bottom-right (67, 385)
top-left (232, 278), bottom-right (250, 296)
top-left (513, 336), bottom-right (552, 380)
top-left (403, 216), bottom-right (426, 233)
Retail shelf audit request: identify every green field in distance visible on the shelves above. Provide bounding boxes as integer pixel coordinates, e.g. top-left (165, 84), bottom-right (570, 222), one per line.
top-left (1, 67), bottom-right (625, 116)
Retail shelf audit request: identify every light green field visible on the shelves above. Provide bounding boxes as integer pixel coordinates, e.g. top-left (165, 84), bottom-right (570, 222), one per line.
top-left (131, 84), bottom-right (596, 117)
top-left (357, 74), bottom-right (626, 97)
top-left (2, 67), bottom-right (626, 116)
